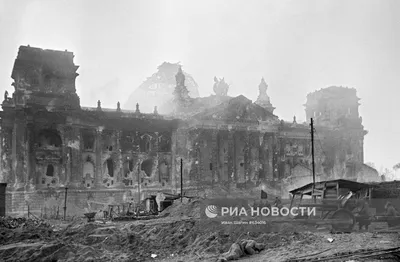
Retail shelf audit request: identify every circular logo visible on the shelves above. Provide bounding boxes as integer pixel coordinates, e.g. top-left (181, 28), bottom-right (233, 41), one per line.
top-left (205, 205), bottom-right (218, 218)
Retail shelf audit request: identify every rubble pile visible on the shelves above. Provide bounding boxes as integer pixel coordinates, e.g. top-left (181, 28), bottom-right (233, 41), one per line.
top-left (0, 212), bottom-right (318, 262)
top-left (0, 216), bottom-right (51, 229)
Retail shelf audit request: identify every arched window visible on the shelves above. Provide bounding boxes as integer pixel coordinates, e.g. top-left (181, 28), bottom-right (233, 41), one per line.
top-left (141, 159), bottom-right (153, 177)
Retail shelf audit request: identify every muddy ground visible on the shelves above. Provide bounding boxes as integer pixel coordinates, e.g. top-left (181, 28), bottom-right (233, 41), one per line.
top-left (1, 200), bottom-right (400, 262)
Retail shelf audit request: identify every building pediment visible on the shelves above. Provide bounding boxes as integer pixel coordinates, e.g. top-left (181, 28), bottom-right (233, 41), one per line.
top-left (193, 95), bottom-right (278, 122)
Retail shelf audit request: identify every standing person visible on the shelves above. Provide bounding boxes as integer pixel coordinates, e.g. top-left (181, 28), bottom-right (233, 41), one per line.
top-left (274, 197), bottom-right (282, 208)
top-left (385, 202), bottom-right (399, 227)
top-left (356, 198), bottom-right (371, 231)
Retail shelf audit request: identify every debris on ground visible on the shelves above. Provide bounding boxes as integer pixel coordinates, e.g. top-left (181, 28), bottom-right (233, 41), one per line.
top-left (1, 200), bottom-right (399, 262)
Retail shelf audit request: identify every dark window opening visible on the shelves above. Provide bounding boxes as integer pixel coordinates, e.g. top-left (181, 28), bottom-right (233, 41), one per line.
top-left (109, 146), bottom-right (113, 151)
top-left (146, 141), bottom-right (151, 152)
top-left (129, 159), bottom-right (133, 171)
top-left (46, 164), bottom-right (54, 177)
top-left (42, 178), bottom-right (45, 184)
top-left (159, 135), bottom-right (171, 152)
top-left (107, 159), bottom-right (114, 177)
top-left (240, 163), bottom-right (244, 167)
top-left (38, 129), bottom-right (62, 148)
top-left (87, 183), bottom-right (90, 187)
top-left (83, 132), bottom-right (95, 150)
top-left (141, 159), bottom-right (153, 177)
top-left (111, 180), bottom-right (114, 185)
top-left (209, 163), bottom-right (213, 170)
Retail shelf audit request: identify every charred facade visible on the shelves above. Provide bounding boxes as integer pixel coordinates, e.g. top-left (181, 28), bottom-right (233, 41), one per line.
top-left (0, 46), bottom-right (378, 215)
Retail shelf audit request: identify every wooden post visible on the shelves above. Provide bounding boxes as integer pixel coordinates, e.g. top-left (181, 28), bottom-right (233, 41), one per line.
top-left (310, 118), bottom-right (316, 202)
top-left (137, 158), bottom-right (141, 217)
top-left (181, 158), bottom-right (183, 203)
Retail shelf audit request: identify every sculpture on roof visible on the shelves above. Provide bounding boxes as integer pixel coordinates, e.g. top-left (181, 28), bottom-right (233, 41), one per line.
top-left (173, 67), bottom-right (191, 109)
top-left (255, 77), bottom-right (275, 114)
top-left (213, 77), bottom-right (229, 96)
top-left (175, 66), bottom-right (185, 87)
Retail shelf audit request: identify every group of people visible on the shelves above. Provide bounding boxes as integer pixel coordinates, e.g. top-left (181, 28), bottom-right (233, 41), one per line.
top-left (355, 199), bottom-right (399, 230)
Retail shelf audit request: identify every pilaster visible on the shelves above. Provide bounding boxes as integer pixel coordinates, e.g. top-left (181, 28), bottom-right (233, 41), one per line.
top-left (211, 130), bottom-right (219, 184)
top-left (170, 130), bottom-right (177, 191)
top-left (227, 131), bottom-right (234, 183)
top-left (94, 128), bottom-right (103, 188)
top-left (243, 131), bottom-right (250, 181)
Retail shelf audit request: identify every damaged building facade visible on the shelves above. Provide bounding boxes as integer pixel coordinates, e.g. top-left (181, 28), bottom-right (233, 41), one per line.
top-left (0, 46), bottom-right (378, 215)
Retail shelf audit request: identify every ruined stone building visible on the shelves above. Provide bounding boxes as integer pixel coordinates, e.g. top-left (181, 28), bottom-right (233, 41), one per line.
top-left (0, 46), bottom-right (378, 215)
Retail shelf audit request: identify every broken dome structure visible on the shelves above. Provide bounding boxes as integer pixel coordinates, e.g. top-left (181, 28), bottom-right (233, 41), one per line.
top-left (124, 62), bottom-right (200, 114)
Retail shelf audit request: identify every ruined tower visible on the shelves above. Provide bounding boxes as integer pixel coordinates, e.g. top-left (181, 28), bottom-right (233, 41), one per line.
top-left (255, 78), bottom-right (275, 114)
top-left (4, 46), bottom-right (80, 111)
top-left (0, 46), bottom-right (81, 190)
top-left (304, 86), bottom-right (367, 178)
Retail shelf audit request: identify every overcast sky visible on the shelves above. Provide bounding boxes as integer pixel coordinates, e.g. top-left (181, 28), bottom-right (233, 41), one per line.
top-left (0, 0), bottom-right (399, 172)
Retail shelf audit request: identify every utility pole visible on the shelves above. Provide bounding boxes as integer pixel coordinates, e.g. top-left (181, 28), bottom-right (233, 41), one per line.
top-left (310, 118), bottom-right (316, 200)
top-left (137, 158), bottom-right (141, 217)
top-left (180, 158), bottom-right (183, 203)
top-left (63, 186), bottom-right (68, 220)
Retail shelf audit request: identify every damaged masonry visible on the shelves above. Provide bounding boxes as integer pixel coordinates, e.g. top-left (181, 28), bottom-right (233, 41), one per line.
top-left (0, 46), bottom-right (380, 217)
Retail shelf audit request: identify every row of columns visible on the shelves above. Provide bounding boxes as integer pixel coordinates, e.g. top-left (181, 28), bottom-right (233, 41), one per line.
top-left (196, 128), bottom-right (276, 184)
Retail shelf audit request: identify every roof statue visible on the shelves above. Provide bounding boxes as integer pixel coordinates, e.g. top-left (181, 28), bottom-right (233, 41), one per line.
top-left (213, 77), bottom-right (229, 96)
top-left (172, 67), bottom-right (191, 110)
top-left (175, 66), bottom-right (185, 87)
top-left (136, 103), bottom-right (140, 113)
top-left (255, 77), bottom-right (275, 114)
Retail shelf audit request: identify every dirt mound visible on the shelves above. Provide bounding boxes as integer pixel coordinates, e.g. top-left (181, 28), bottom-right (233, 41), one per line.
top-left (0, 214), bottom-right (319, 262)
top-left (162, 199), bottom-right (202, 218)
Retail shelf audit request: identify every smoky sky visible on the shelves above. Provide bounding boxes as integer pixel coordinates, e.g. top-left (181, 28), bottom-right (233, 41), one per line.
top-left (0, 0), bottom-right (399, 172)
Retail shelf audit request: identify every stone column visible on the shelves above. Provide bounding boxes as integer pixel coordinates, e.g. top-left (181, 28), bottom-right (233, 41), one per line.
top-left (1, 127), bottom-right (13, 184)
top-left (115, 130), bottom-right (123, 186)
top-left (227, 130), bottom-right (234, 183)
top-left (25, 122), bottom-right (35, 188)
top-left (152, 132), bottom-right (160, 183)
top-left (71, 127), bottom-right (83, 185)
top-left (14, 118), bottom-right (28, 187)
top-left (266, 134), bottom-right (274, 181)
top-left (243, 131), bottom-right (250, 182)
top-left (196, 131), bottom-right (204, 182)
top-left (170, 130), bottom-right (177, 191)
top-left (258, 132), bottom-right (266, 180)
top-left (94, 128), bottom-right (103, 188)
top-left (211, 130), bottom-right (219, 185)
